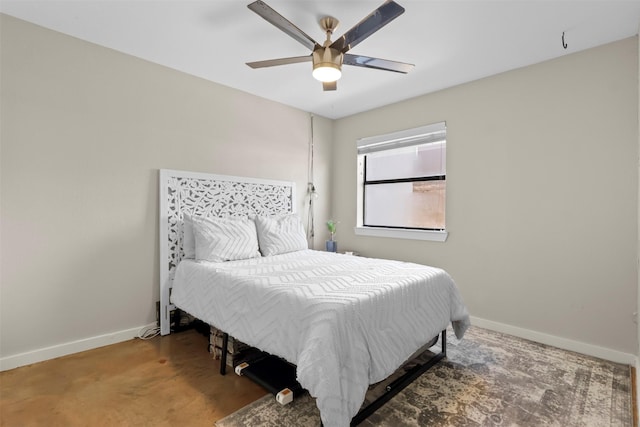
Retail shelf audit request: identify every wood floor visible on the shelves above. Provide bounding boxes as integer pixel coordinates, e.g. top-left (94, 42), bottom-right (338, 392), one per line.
top-left (0, 329), bottom-right (267, 427)
top-left (2, 329), bottom-right (638, 427)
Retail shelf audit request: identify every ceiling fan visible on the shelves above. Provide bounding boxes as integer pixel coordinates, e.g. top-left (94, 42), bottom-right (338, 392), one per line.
top-left (246, 0), bottom-right (414, 91)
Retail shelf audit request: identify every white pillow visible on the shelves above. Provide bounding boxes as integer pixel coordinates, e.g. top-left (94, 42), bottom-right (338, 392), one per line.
top-left (254, 213), bottom-right (308, 256)
top-left (182, 213), bottom-right (196, 259)
top-left (191, 215), bottom-right (261, 262)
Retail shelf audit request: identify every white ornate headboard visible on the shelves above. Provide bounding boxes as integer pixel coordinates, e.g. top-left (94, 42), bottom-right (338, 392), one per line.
top-left (159, 169), bottom-right (296, 335)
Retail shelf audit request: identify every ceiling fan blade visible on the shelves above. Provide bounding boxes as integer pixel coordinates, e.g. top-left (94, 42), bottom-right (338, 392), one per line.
top-left (330, 0), bottom-right (405, 53)
top-left (247, 55), bottom-right (312, 69)
top-left (344, 54), bottom-right (414, 74)
top-left (323, 81), bottom-right (337, 91)
top-left (247, 1), bottom-right (320, 52)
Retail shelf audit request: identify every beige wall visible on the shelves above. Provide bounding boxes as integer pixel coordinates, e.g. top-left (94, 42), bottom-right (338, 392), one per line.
top-left (333, 37), bottom-right (639, 355)
top-left (0, 15), bottom-right (332, 360)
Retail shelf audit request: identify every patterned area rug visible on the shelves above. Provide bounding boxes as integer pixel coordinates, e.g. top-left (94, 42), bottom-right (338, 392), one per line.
top-left (215, 326), bottom-right (632, 427)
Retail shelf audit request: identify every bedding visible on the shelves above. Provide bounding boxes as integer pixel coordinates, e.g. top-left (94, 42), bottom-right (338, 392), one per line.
top-left (253, 213), bottom-right (308, 256)
top-left (171, 249), bottom-right (469, 427)
top-left (191, 215), bottom-right (261, 262)
top-left (182, 213), bottom-right (196, 259)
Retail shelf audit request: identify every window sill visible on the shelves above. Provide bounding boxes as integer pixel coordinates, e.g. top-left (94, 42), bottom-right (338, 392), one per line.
top-left (354, 227), bottom-right (448, 242)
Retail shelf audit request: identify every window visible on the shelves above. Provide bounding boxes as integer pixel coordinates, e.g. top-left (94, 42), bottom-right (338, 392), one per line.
top-left (356, 122), bottom-right (448, 242)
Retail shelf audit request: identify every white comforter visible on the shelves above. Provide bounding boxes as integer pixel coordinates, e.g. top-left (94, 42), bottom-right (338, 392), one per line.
top-left (171, 250), bottom-right (469, 427)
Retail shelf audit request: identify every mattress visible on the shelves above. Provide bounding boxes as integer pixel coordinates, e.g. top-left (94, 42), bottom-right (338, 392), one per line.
top-left (171, 249), bottom-right (470, 427)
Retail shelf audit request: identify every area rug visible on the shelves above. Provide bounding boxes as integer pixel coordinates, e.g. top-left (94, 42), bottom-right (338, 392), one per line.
top-left (215, 326), bottom-right (632, 427)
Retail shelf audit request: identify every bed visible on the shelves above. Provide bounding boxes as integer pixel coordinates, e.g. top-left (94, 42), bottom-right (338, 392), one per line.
top-left (159, 169), bottom-right (470, 427)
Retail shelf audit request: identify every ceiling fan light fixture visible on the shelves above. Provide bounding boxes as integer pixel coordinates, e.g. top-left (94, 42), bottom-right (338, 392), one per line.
top-left (312, 64), bottom-right (341, 83)
top-left (312, 47), bottom-right (343, 82)
top-left (247, 1), bottom-right (412, 91)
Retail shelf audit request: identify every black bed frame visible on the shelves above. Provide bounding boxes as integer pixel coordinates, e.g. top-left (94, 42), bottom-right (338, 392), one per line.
top-left (219, 330), bottom-right (447, 426)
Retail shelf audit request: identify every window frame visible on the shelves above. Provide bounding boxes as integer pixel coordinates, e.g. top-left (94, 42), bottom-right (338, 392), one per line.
top-left (355, 122), bottom-right (449, 242)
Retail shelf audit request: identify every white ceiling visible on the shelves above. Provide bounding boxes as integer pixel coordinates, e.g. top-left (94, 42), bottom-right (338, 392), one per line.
top-left (2, 1), bottom-right (639, 119)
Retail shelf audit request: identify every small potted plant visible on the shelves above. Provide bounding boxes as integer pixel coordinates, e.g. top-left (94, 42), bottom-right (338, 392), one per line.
top-left (326, 219), bottom-right (337, 252)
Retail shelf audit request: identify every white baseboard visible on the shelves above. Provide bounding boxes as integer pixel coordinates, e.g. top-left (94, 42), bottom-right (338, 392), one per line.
top-left (0, 323), bottom-right (157, 372)
top-left (2, 318), bottom-right (636, 372)
top-left (471, 316), bottom-right (636, 365)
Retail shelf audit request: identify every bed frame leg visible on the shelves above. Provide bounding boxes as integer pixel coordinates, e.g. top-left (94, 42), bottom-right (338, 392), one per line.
top-left (220, 333), bottom-right (229, 375)
top-left (442, 329), bottom-right (447, 357)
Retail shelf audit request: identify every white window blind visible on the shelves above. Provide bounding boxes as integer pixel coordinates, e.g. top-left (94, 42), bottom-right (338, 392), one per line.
top-left (357, 122), bottom-right (446, 155)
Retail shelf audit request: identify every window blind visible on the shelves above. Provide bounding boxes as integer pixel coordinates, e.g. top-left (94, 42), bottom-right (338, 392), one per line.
top-left (357, 122), bottom-right (446, 155)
